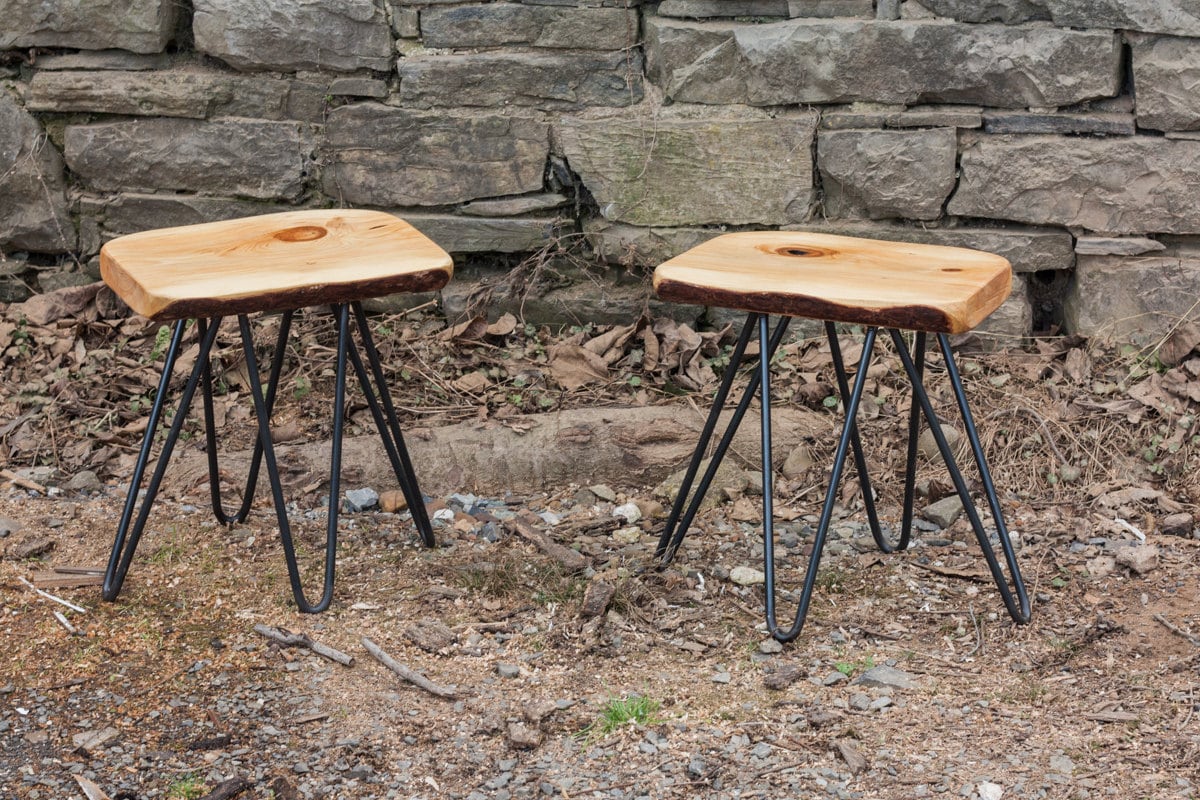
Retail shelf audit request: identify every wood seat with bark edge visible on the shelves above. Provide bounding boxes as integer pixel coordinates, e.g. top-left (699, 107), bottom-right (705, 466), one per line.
top-left (101, 209), bottom-right (453, 321)
top-left (652, 230), bottom-right (1011, 334)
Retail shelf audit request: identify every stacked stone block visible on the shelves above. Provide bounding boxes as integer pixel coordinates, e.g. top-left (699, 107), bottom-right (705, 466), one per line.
top-left (2, 0), bottom-right (1200, 343)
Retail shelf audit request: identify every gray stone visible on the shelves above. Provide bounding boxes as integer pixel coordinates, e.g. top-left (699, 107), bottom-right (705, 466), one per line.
top-left (853, 665), bottom-right (916, 690)
top-left (820, 102), bottom-right (901, 130)
top-left (789, 0), bottom-right (874, 17)
top-left (818, 128), bottom-right (957, 220)
top-left (328, 77), bottom-right (389, 98)
top-left (0, 0), bottom-right (177, 54)
top-left (950, 135), bottom-right (1200, 235)
top-left (399, 51), bottom-right (644, 109)
top-left (922, 495), bottom-right (963, 528)
top-left (194, 0), bottom-right (393, 72)
top-left (402, 214), bottom-right (565, 253)
top-left (27, 68), bottom-right (324, 122)
top-left (72, 726), bottom-right (120, 753)
top-left (781, 221), bottom-right (1075, 274)
top-left (65, 470), bottom-right (102, 493)
top-left (0, 517), bottom-right (20, 537)
top-left (1132, 35), bottom-right (1200, 132)
top-left (1074, 236), bottom-right (1166, 256)
top-left (497, 663), bottom-right (521, 679)
top-left (583, 220), bottom-right (723, 268)
top-left (876, 0), bottom-right (901, 18)
top-left (920, 0), bottom-right (1200, 34)
top-left (885, 105), bottom-right (983, 129)
top-left (323, 105), bottom-right (548, 206)
top-left (1160, 513), bottom-right (1194, 537)
top-left (0, 91), bottom-right (73, 252)
top-left (421, 5), bottom-right (637, 50)
top-left (34, 50), bottom-right (170, 71)
top-left (730, 566), bottom-right (766, 586)
top-left (646, 17), bottom-right (1121, 108)
top-left (65, 119), bottom-right (309, 200)
top-left (981, 111), bottom-right (1136, 136)
top-left (461, 194), bottom-right (568, 218)
top-left (1115, 544), bottom-right (1158, 575)
top-left (559, 110), bottom-right (817, 225)
top-left (98, 193), bottom-right (296, 237)
top-left (1064, 246), bottom-right (1200, 345)
top-left (657, 0), bottom-right (787, 16)
top-left (973, 274), bottom-right (1032, 345)
top-left (344, 488), bottom-right (379, 512)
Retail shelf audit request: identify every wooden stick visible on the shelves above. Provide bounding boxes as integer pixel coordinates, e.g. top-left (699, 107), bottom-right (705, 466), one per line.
top-left (73, 775), bottom-right (112, 800)
top-left (253, 624), bottom-right (354, 666)
top-left (18, 575), bottom-right (87, 613)
top-left (1153, 613), bottom-right (1200, 647)
top-left (195, 777), bottom-right (251, 800)
top-left (53, 610), bottom-right (78, 635)
top-left (361, 636), bottom-right (458, 699)
top-left (0, 468), bottom-right (47, 494)
top-left (507, 514), bottom-right (588, 572)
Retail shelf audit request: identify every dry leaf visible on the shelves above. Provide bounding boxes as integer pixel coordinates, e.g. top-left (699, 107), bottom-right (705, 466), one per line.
top-left (452, 371), bottom-right (491, 394)
top-left (547, 343), bottom-right (609, 391)
top-left (485, 313), bottom-right (518, 337)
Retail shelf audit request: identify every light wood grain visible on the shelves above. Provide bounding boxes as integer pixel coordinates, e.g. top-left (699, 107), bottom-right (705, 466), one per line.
top-left (653, 231), bottom-right (1011, 333)
top-left (101, 209), bottom-right (453, 321)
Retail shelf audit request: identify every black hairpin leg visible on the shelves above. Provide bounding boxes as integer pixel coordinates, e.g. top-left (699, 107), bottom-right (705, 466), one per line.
top-left (200, 311), bottom-right (294, 525)
top-left (899, 331), bottom-right (926, 549)
top-left (888, 330), bottom-right (1030, 623)
top-left (347, 302), bottom-right (433, 546)
top-left (103, 317), bottom-right (223, 601)
top-left (765, 326), bottom-right (880, 642)
top-left (656, 312), bottom-right (790, 564)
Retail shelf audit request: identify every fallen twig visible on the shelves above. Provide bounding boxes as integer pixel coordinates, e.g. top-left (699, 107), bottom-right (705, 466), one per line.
top-left (53, 610), bottom-right (78, 635)
top-left (196, 777), bottom-right (252, 800)
top-left (507, 513), bottom-right (589, 572)
top-left (253, 624), bottom-right (354, 666)
top-left (0, 467), bottom-right (47, 493)
top-left (361, 636), bottom-right (458, 699)
top-left (73, 775), bottom-right (112, 800)
top-left (18, 575), bottom-right (87, 613)
top-left (1153, 613), bottom-right (1200, 647)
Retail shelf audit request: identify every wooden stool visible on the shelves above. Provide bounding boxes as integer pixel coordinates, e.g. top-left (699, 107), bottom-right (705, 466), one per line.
top-left (653, 232), bottom-right (1030, 642)
top-left (99, 210), bottom-right (453, 612)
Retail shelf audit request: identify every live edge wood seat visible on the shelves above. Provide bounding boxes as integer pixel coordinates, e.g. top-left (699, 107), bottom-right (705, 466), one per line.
top-left (99, 209), bottom-right (453, 613)
top-left (653, 231), bottom-right (1030, 643)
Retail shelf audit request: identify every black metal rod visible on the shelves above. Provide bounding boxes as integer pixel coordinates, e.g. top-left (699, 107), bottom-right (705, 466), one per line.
top-left (937, 333), bottom-right (1031, 623)
top-left (899, 331), bottom-right (926, 549)
top-left (657, 313), bottom-right (791, 563)
top-left (766, 327), bottom-right (879, 642)
top-left (103, 318), bottom-right (222, 601)
top-left (202, 311), bottom-right (294, 525)
top-left (349, 302), bottom-right (434, 546)
top-left (825, 322), bottom-right (889, 552)
top-left (888, 329), bottom-right (1030, 623)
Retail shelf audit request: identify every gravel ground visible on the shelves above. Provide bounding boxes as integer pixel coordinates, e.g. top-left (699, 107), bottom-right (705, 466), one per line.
top-left (2, 471), bottom-right (1198, 800)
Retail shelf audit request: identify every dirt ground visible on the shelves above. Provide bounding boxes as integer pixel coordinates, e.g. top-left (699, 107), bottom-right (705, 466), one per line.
top-left (1, 300), bottom-right (1199, 799)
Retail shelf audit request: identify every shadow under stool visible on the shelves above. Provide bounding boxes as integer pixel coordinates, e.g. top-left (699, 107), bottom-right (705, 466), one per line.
top-left (99, 209), bottom-right (453, 612)
top-left (652, 231), bottom-right (1032, 642)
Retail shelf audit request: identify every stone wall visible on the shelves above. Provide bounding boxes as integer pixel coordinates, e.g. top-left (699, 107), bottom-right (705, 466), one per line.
top-left (4, 0), bottom-right (1200, 344)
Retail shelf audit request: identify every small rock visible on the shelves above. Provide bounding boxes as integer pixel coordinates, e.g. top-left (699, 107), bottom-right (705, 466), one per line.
top-left (1160, 513), bottom-right (1194, 537)
top-left (977, 781), bottom-right (1004, 800)
top-left (763, 663), bottom-right (803, 691)
top-left (0, 517), bottom-right (20, 537)
top-left (588, 484), bottom-right (617, 502)
top-left (822, 670), bottom-right (848, 686)
top-left (64, 470), bottom-right (102, 493)
top-left (634, 498), bottom-right (665, 519)
top-left (781, 446), bottom-right (815, 479)
top-left (1049, 753), bottom-right (1075, 774)
top-left (7, 537), bottom-right (54, 560)
top-left (849, 692), bottom-right (871, 711)
top-left (579, 579), bottom-right (616, 618)
top-left (1086, 555), bottom-right (1117, 578)
top-left (344, 487), bottom-right (379, 512)
top-left (687, 756), bottom-right (708, 778)
top-left (506, 721), bottom-right (543, 750)
top-left (922, 495), bottom-right (963, 528)
top-left (1115, 544), bottom-right (1158, 575)
top-left (612, 502), bottom-right (642, 524)
top-left (497, 663), bottom-right (521, 679)
top-left (612, 526), bottom-right (642, 545)
top-left (711, 671), bottom-right (732, 684)
top-left (404, 619), bottom-right (456, 653)
top-left (72, 726), bottom-right (119, 753)
top-left (730, 566), bottom-right (765, 586)
top-left (758, 638), bottom-right (784, 655)
top-left (654, 459), bottom-right (749, 509)
top-left (917, 426), bottom-right (961, 460)
top-left (806, 706), bottom-right (843, 728)
top-left (853, 665), bottom-right (916, 690)
top-left (836, 739), bottom-right (868, 775)
top-left (522, 699), bottom-right (558, 724)
top-left (378, 489), bottom-right (408, 513)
